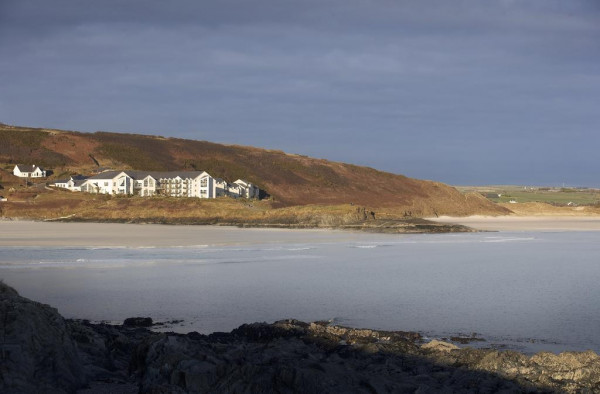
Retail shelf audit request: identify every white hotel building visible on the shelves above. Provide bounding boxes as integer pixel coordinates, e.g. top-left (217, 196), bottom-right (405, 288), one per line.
top-left (78, 170), bottom-right (259, 199)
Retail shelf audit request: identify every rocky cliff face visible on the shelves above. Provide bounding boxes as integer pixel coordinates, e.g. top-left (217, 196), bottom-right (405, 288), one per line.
top-left (2, 282), bottom-right (600, 393)
top-left (0, 282), bottom-right (86, 393)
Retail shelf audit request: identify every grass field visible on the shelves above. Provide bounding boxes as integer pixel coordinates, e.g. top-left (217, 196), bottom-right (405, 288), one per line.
top-left (456, 185), bottom-right (600, 206)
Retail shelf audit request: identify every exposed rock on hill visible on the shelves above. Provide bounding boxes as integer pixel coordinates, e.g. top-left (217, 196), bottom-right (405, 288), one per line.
top-left (0, 123), bottom-right (509, 216)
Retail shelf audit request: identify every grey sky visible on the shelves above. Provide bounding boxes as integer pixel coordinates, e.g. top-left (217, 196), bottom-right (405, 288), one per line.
top-left (1, 0), bottom-right (599, 186)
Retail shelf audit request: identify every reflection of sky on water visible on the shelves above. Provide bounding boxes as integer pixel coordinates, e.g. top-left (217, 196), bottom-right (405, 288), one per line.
top-left (1, 231), bottom-right (599, 354)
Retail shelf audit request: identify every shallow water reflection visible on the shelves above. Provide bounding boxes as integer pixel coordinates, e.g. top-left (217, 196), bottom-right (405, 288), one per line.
top-left (1, 230), bottom-right (599, 354)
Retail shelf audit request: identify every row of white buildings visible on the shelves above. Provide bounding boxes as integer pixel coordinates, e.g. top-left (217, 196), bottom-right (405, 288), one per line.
top-left (52, 170), bottom-right (260, 199)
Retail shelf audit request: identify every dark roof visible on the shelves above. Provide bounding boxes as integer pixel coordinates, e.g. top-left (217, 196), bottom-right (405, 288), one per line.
top-left (86, 170), bottom-right (125, 180)
top-left (73, 179), bottom-right (88, 187)
top-left (126, 171), bottom-right (208, 180)
top-left (71, 175), bottom-right (88, 181)
top-left (15, 164), bottom-right (42, 173)
top-left (53, 175), bottom-right (88, 182)
top-left (120, 170), bottom-right (156, 179)
top-left (87, 170), bottom-right (207, 181)
top-left (52, 175), bottom-right (88, 186)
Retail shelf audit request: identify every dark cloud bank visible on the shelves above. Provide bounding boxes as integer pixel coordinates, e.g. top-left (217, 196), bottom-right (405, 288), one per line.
top-left (1, 0), bottom-right (599, 186)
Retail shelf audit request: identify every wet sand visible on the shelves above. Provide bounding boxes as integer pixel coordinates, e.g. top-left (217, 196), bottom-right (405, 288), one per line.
top-left (0, 220), bottom-right (380, 247)
top-left (427, 215), bottom-right (600, 232)
top-left (2, 217), bottom-right (600, 248)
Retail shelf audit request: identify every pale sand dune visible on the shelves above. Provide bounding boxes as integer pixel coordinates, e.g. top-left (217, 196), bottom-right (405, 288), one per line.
top-left (428, 216), bottom-right (600, 231)
top-left (0, 220), bottom-right (370, 247)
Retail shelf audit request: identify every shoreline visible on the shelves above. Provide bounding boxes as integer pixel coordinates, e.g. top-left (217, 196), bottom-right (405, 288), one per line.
top-left (426, 215), bottom-right (600, 232)
top-left (0, 220), bottom-right (357, 247)
top-left (0, 218), bottom-right (473, 247)
top-left (2, 280), bottom-right (599, 394)
top-left (3, 215), bottom-right (600, 247)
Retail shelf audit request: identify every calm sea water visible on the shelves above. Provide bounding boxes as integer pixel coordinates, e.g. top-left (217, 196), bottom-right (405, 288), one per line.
top-left (1, 231), bottom-right (599, 354)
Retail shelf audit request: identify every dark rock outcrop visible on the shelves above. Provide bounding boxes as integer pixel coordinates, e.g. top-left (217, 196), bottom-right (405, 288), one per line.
top-left (0, 282), bottom-right (86, 394)
top-left (430, 346), bottom-right (600, 393)
top-left (2, 282), bottom-right (600, 393)
top-left (127, 320), bottom-right (600, 393)
top-left (123, 317), bottom-right (153, 328)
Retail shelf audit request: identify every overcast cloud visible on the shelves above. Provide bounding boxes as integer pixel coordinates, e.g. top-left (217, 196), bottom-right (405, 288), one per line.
top-left (1, 0), bottom-right (599, 185)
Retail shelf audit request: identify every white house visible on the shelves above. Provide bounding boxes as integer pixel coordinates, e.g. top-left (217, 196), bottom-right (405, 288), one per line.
top-left (13, 164), bottom-right (46, 178)
top-left (226, 182), bottom-right (242, 198)
top-left (160, 175), bottom-right (187, 197)
top-left (152, 171), bottom-right (210, 198)
top-left (212, 178), bottom-right (229, 197)
top-left (52, 175), bottom-right (89, 191)
top-left (120, 171), bottom-right (158, 197)
top-left (53, 179), bottom-right (70, 189)
top-left (197, 172), bottom-right (214, 198)
top-left (81, 171), bottom-right (134, 195)
top-left (233, 179), bottom-right (260, 199)
top-left (136, 175), bottom-right (158, 197)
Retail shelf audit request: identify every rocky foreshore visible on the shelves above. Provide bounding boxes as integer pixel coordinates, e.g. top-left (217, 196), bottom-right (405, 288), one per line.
top-left (59, 217), bottom-right (475, 234)
top-left (2, 282), bottom-right (600, 393)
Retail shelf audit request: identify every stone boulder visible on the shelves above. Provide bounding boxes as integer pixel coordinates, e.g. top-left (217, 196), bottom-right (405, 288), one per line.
top-left (421, 339), bottom-right (460, 352)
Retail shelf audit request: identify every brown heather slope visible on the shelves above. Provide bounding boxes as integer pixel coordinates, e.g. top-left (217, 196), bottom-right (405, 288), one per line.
top-left (0, 123), bottom-right (509, 216)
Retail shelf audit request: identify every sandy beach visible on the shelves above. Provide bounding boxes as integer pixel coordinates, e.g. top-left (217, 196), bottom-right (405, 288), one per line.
top-left (2, 217), bottom-right (600, 247)
top-left (427, 215), bottom-right (600, 232)
top-left (0, 220), bottom-right (378, 247)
